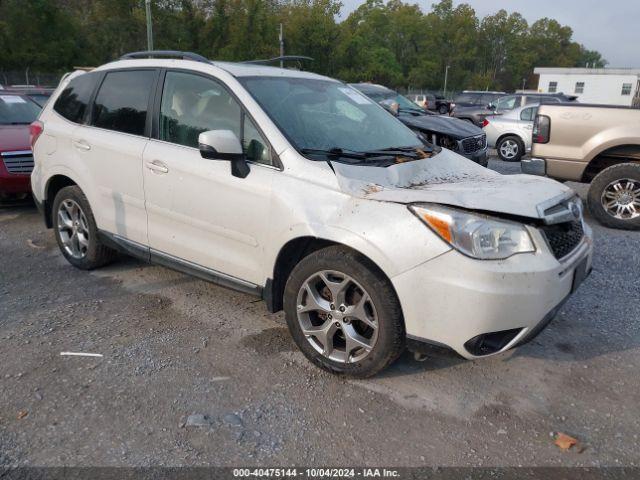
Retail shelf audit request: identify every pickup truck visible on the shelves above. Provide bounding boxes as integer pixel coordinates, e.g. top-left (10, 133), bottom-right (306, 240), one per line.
top-left (523, 103), bottom-right (640, 230)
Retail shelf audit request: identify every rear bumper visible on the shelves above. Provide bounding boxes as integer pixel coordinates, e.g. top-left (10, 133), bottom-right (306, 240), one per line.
top-left (521, 157), bottom-right (546, 176)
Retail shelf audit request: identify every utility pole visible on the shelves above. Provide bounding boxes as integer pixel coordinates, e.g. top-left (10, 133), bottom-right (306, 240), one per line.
top-left (279, 23), bottom-right (284, 68)
top-left (443, 65), bottom-right (450, 98)
top-left (145, 0), bottom-right (154, 51)
top-left (522, 78), bottom-right (526, 91)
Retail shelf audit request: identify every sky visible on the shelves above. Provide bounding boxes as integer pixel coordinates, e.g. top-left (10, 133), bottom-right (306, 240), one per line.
top-left (339, 0), bottom-right (640, 68)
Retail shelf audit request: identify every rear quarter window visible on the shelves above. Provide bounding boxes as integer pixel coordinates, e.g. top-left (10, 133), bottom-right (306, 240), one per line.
top-left (53, 73), bottom-right (101, 123)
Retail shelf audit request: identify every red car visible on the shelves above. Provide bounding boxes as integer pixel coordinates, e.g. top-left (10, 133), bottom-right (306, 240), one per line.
top-left (0, 91), bottom-right (41, 200)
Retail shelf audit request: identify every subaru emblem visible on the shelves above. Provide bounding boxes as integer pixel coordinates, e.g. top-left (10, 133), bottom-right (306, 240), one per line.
top-left (570, 202), bottom-right (581, 219)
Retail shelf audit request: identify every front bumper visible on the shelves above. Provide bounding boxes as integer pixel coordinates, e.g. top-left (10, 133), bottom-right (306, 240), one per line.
top-left (463, 148), bottom-right (488, 167)
top-left (522, 157), bottom-right (546, 176)
top-left (392, 225), bottom-right (593, 359)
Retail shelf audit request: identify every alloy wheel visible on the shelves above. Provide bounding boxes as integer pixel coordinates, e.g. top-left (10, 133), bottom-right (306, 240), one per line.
top-left (296, 270), bottom-right (378, 364)
top-left (601, 178), bottom-right (640, 220)
top-left (499, 139), bottom-right (519, 160)
top-left (57, 199), bottom-right (90, 259)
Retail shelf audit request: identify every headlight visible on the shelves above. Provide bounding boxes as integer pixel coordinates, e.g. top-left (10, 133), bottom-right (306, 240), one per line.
top-left (409, 203), bottom-right (535, 260)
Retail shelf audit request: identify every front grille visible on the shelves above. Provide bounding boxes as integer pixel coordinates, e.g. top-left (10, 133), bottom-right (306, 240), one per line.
top-left (460, 134), bottom-right (486, 154)
top-left (1, 150), bottom-right (34, 175)
top-left (540, 220), bottom-right (584, 260)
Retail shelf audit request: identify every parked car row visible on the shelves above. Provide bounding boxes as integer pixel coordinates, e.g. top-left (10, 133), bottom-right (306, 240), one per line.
top-left (451, 91), bottom-right (578, 126)
top-left (28, 50), bottom-right (594, 377)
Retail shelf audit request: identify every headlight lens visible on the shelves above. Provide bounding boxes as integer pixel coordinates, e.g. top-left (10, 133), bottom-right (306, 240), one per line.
top-left (409, 203), bottom-right (535, 260)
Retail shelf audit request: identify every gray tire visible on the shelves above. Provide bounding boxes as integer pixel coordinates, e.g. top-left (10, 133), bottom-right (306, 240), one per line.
top-left (52, 186), bottom-right (117, 269)
top-left (284, 246), bottom-right (405, 377)
top-left (497, 136), bottom-right (524, 162)
top-left (587, 163), bottom-right (640, 230)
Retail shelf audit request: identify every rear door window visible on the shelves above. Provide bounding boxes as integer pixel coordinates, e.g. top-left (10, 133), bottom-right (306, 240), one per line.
top-left (54, 72), bottom-right (101, 124)
top-left (520, 107), bottom-right (537, 121)
top-left (91, 70), bottom-right (156, 136)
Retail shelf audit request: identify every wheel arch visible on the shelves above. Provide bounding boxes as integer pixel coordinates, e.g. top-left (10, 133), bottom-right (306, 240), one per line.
top-left (582, 144), bottom-right (640, 182)
top-left (265, 236), bottom-right (401, 315)
top-left (43, 174), bottom-right (79, 228)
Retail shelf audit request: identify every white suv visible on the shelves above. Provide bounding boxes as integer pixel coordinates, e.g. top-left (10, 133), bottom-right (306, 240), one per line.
top-left (31, 51), bottom-right (593, 377)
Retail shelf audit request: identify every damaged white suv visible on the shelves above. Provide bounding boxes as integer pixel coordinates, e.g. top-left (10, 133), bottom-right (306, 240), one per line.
top-left (31, 51), bottom-right (593, 377)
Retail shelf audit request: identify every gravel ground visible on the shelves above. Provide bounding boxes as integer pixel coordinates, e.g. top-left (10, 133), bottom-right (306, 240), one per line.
top-left (1, 158), bottom-right (639, 468)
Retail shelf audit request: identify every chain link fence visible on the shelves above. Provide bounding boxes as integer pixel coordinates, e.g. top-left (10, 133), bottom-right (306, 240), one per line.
top-left (0, 70), bottom-right (65, 88)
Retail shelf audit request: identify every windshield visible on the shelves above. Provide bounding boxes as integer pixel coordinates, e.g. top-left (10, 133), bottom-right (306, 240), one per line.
top-left (240, 77), bottom-right (421, 153)
top-left (0, 95), bottom-right (41, 124)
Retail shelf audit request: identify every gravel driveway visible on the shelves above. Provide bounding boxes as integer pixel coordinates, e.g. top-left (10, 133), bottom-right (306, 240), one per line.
top-left (1, 158), bottom-right (639, 468)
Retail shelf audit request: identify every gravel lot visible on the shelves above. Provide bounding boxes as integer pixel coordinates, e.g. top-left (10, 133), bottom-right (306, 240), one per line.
top-left (1, 158), bottom-right (639, 468)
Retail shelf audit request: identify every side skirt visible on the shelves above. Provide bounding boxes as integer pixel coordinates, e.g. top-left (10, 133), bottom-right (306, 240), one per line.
top-left (98, 231), bottom-right (263, 298)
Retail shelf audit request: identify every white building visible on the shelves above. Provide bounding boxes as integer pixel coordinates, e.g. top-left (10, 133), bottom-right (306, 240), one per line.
top-left (534, 67), bottom-right (640, 106)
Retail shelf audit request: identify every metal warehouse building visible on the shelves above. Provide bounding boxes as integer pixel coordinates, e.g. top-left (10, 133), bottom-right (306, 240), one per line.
top-left (534, 67), bottom-right (640, 106)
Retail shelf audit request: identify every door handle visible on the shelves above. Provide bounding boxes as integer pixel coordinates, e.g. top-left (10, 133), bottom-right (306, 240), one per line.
top-left (72, 140), bottom-right (91, 151)
top-left (145, 160), bottom-right (169, 174)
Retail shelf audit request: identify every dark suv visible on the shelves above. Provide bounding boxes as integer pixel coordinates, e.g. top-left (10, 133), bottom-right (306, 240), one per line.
top-left (452, 91), bottom-right (505, 109)
top-left (452, 92), bottom-right (578, 126)
top-left (351, 83), bottom-right (488, 166)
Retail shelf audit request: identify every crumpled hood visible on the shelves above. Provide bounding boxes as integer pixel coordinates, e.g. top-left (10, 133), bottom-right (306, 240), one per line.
top-left (400, 113), bottom-right (482, 139)
top-left (332, 149), bottom-right (574, 220)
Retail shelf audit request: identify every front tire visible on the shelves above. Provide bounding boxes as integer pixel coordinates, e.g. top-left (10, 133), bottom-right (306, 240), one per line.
top-left (52, 186), bottom-right (117, 269)
top-left (283, 246), bottom-right (405, 377)
top-left (587, 163), bottom-right (640, 230)
top-left (438, 104), bottom-right (449, 115)
top-left (497, 136), bottom-right (524, 162)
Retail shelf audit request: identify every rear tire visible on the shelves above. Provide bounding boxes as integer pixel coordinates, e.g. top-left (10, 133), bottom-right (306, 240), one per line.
top-left (587, 163), bottom-right (640, 230)
top-left (283, 246), bottom-right (405, 377)
top-left (438, 104), bottom-right (449, 115)
top-left (52, 186), bottom-right (117, 269)
top-left (497, 135), bottom-right (524, 162)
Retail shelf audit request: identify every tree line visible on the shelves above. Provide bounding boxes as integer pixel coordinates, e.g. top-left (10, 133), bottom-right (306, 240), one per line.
top-left (0, 0), bottom-right (607, 93)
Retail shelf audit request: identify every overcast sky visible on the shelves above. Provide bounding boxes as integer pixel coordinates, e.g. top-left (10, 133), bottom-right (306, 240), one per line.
top-left (339, 0), bottom-right (640, 67)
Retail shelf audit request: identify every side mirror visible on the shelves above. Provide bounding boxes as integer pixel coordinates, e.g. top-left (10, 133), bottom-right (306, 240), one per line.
top-left (198, 129), bottom-right (249, 178)
top-left (487, 103), bottom-right (496, 111)
top-left (379, 99), bottom-right (400, 116)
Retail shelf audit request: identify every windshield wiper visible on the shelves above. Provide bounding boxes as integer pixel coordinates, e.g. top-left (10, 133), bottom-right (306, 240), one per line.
top-left (361, 145), bottom-right (434, 158)
top-left (300, 147), bottom-right (368, 160)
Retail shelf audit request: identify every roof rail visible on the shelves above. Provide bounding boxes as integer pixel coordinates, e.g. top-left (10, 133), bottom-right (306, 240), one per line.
top-left (242, 55), bottom-right (314, 65)
top-left (119, 50), bottom-right (210, 64)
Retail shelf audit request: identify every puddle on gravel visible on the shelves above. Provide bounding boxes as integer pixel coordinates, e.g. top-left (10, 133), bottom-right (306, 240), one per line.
top-left (240, 327), bottom-right (296, 356)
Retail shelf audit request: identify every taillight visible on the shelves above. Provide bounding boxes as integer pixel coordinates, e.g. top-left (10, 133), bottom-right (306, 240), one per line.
top-left (533, 115), bottom-right (550, 143)
top-left (29, 120), bottom-right (44, 148)
top-left (481, 119), bottom-right (489, 128)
